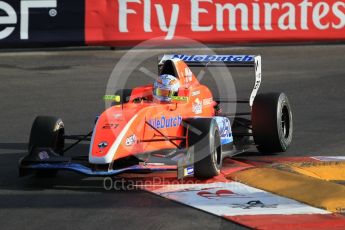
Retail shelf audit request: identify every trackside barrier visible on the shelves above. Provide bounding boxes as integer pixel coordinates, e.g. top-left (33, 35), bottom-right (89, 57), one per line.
top-left (0, 0), bottom-right (344, 48)
top-left (85, 0), bottom-right (345, 46)
top-left (0, 0), bottom-right (84, 48)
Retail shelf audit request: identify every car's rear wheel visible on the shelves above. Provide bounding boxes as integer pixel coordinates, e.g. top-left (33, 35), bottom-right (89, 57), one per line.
top-left (252, 92), bottom-right (293, 153)
top-left (29, 116), bottom-right (65, 176)
top-left (186, 118), bottom-right (222, 179)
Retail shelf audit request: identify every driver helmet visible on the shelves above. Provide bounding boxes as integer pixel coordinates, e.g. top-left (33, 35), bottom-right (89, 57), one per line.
top-left (153, 74), bottom-right (180, 102)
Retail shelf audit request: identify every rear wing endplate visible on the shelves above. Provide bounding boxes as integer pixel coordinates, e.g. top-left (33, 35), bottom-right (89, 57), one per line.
top-left (159, 54), bottom-right (262, 107)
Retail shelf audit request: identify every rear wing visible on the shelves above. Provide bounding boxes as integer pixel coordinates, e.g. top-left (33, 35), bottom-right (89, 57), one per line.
top-left (159, 54), bottom-right (262, 107)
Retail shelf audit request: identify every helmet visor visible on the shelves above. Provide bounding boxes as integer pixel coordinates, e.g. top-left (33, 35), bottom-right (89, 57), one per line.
top-left (155, 88), bottom-right (174, 98)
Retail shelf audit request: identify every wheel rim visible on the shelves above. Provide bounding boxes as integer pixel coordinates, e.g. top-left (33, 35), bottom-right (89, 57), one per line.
top-left (281, 105), bottom-right (290, 139)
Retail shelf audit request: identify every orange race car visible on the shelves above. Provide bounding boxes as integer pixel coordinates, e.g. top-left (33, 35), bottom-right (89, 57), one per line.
top-left (19, 54), bottom-right (293, 179)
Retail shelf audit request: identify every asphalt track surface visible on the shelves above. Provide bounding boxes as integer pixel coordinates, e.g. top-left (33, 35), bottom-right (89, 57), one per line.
top-left (0, 44), bottom-right (344, 230)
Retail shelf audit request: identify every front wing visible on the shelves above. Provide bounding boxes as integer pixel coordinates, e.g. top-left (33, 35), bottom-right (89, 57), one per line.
top-left (20, 161), bottom-right (177, 176)
top-left (19, 147), bottom-right (190, 178)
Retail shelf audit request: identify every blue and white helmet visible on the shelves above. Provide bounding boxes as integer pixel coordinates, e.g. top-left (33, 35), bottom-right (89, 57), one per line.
top-left (153, 74), bottom-right (180, 102)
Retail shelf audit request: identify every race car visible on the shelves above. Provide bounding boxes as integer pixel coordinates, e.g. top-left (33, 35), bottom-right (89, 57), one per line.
top-left (19, 54), bottom-right (293, 179)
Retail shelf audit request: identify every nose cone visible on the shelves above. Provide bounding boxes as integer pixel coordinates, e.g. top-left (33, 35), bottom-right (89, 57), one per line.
top-left (89, 106), bottom-right (138, 164)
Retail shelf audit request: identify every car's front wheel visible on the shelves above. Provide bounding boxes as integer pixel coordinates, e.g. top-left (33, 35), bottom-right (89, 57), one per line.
top-left (29, 116), bottom-right (65, 176)
top-left (186, 118), bottom-right (222, 179)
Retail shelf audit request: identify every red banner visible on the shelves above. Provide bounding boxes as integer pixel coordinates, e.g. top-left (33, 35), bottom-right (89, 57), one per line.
top-left (85, 0), bottom-right (345, 46)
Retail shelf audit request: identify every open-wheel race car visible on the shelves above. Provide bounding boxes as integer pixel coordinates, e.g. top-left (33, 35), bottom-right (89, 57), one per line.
top-left (19, 54), bottom-right (293, 179)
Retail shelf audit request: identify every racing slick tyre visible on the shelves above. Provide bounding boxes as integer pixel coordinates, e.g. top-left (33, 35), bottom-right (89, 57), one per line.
top-left (252, 92), bottom-right (293, 153)
top-left (111, 89), bottom-right (132, 106)
top-left (29, 116), bottom-right (65, 177)
top-left (186, 118), bottom-right (222, 179)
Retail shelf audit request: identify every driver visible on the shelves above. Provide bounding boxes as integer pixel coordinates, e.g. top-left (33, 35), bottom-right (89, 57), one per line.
top-left (153, 74), bottom-right (180, 103)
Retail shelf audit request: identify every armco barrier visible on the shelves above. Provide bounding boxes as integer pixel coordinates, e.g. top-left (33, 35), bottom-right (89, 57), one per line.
top-left (0, 0), bottom-right (344, 48)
